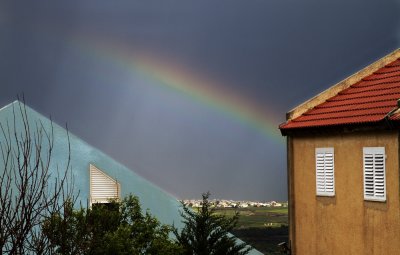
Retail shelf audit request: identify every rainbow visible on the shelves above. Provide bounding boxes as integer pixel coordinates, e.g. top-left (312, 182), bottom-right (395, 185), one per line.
top-left (72, 35), bottom-right (284, 144)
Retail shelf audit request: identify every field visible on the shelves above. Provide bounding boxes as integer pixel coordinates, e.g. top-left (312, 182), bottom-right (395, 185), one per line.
top-left (215, 207), bottom-right (288, 254)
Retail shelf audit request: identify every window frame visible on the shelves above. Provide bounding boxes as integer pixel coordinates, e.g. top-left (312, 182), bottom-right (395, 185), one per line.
top-left (363, 147), bottom-right (386, 202)
top-left (315, 147), bottom-right (335, 197)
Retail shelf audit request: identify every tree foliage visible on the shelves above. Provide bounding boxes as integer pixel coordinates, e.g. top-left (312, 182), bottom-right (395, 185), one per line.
top-left (174, 192), bottom-right (252, 255)
top-left (43, 194), bottom-right (182, 255)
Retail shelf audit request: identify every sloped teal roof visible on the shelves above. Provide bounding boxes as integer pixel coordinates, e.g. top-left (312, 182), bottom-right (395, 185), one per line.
top-left (0, 101), bottom-right (183, 228)
top-left (0, 101), bottom-right (263, 255)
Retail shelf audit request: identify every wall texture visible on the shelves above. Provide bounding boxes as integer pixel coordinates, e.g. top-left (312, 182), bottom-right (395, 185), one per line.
top-left (290, 130), bottom-right (400, 255)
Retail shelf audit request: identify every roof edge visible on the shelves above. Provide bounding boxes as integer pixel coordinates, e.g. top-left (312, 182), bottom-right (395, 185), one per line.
top-left (286, 48), bottom-right (400, 121)
top-left (0, 100), bottom-right (20, 112)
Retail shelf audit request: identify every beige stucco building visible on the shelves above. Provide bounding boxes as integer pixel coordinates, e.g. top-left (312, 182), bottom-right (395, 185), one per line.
top-left (280, 49), bottom-right (400, 255)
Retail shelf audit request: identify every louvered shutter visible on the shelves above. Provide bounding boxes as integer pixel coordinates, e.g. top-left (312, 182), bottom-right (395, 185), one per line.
top-left (316, 148), bottom-right (335, 196)
top-left (363, 147), bottom-right (386, 201)
top-left (90, 164), bottom-right (120, 204)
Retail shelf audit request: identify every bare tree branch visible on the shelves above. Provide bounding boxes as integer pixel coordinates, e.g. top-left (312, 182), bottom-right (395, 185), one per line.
top-left (0, 98), bottom-right (76, 254)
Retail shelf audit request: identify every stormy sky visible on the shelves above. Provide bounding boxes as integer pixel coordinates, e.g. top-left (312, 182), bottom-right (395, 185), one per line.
top-left (0, 1), bottom-right (399, 201)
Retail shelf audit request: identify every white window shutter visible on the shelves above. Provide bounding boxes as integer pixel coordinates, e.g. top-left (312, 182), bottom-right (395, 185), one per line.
top-left (363, 147), bottom-right (386, 202)
top-left (316, 148), bottom-right (335, 196)
top-left (90, 164), bottom-right (120, 204)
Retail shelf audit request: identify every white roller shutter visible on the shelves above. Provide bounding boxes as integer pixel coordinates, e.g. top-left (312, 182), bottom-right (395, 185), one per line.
top-left (90, 164), bottom-right (120, 204)
top-left (316, 148), bottom-right (335, 196)
top-left (363, 147), bottom-right (386, 202)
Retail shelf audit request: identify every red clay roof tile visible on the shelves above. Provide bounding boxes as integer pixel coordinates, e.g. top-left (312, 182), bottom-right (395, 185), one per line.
top-left (280, 57), bottom-right (400, 130)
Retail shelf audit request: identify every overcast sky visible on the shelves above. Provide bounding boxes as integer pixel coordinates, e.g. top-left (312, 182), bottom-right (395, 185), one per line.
top-left (0, 1), bottom-right (399, 200)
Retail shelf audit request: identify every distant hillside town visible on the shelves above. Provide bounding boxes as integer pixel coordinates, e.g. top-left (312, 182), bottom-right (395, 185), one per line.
top-left (182, 199), bottom-right (288, 208)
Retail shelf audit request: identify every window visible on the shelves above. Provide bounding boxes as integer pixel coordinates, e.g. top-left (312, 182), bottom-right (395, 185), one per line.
top-left (90, 164), bottom-right (120, 205)
top-left (315, 148), bottom-right (335, 196)
top-left (363, 147), bottom-right (386, 202)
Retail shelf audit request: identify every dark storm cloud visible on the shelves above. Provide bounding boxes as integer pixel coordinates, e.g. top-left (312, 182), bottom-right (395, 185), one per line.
top-left (0, 0), bottom-right (399, 200)
top-left (65, 0), bottom-right (400, 111)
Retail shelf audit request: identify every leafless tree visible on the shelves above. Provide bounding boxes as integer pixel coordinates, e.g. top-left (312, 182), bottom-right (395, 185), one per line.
top-left (0, 99), bottom-right (75, 255)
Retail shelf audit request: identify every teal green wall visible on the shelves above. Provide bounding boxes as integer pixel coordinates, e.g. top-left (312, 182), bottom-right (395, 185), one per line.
top-left (0, 101), bottom-right (183, 229)
top-left (0, 101), bottom-right (262, 254)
